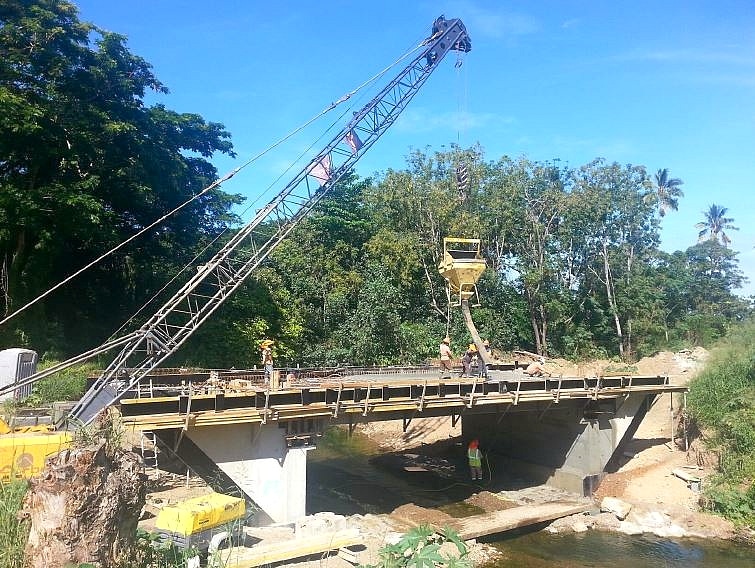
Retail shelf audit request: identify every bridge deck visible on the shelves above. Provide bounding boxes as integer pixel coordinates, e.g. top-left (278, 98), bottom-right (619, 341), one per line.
top-left (119, 371), bottom-right (687, 431)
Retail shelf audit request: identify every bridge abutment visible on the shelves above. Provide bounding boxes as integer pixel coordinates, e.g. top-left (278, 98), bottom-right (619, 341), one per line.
top-left (462, 393), bottom-right (656, 495)
top-left (187, 423), bottom-right (311, 524)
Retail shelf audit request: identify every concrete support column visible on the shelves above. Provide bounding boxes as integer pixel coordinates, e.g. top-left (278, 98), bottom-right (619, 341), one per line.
top-left (462, 393), bottom-right (653, 495)
top-left (187, 423), bottom-right (311, 524)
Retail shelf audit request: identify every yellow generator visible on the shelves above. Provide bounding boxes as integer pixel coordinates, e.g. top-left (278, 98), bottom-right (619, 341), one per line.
top-left (0, 419), bottom-right (73, 481)
top-left (155, 492), bottom-right (246, 550)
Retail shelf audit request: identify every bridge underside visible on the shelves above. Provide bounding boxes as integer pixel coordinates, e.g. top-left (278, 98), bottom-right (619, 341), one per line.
top-left (116, 368), bottom-right (685, 523)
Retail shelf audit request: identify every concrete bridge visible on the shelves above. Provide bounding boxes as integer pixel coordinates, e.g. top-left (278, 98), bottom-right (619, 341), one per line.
top-left (115, 366), bottom-right (686, 525)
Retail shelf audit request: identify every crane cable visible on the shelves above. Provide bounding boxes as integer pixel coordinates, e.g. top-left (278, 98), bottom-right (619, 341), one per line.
top-left (0, 40), bottom-right (428, 330)
top-left (109, 72), bottom-right (369, 339)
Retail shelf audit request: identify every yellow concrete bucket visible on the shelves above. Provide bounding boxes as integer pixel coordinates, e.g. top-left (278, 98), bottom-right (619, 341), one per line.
top-left (437, 237), bottom-right (486, 301)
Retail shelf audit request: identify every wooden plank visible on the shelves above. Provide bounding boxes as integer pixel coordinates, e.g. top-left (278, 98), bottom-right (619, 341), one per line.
top-left (672, 468), bottom-right (701, 483)
top-left (225, 529), bottom-right (362, 568)
top-left (450, 501), bottom-right (591, 540)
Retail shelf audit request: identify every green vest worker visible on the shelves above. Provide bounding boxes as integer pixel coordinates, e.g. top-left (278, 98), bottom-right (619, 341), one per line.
top-left (468, 439), bottom-right (482, 481)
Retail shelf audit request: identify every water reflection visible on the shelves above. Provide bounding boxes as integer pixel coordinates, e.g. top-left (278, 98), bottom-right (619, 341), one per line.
top-left (486, 530), bottom-right (754, 568)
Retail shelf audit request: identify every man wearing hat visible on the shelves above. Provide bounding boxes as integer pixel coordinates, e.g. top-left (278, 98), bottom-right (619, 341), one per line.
top-left (461, 343), bottom-right (477, 377)
top-left (439, 336), bottom-right (453, 378)
top-left (260, 340), bottom-right (274, 384)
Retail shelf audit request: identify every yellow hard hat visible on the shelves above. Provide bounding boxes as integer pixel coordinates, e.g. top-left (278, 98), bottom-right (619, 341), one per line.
top-left (469, 343), bottom-right (477, 351)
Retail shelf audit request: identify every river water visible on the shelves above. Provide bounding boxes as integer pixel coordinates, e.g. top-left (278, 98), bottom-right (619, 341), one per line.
top-left (485, 530), bottom-right (755, 567)
top-left (307, 428), bottom-right (755, 567)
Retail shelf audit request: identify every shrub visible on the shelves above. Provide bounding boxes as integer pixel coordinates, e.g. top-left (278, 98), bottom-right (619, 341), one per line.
top-left (688, 319), bottom-right (755, 527)
top-left (25, 361), bottom-right (96, 406)
top-left (361, 524), bottom-right (470, 568)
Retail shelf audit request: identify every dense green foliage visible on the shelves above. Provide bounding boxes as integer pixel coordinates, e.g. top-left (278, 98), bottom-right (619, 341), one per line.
top-left (0, 2), bottom-right (751, 369)
top-left (0, 481), bottom-right (29, 568)
top-left (688, 320), bottom-right (755, 527)
top-left (0, 0), bottom-right (241, 354)
top-left (186, 151), bottom-right (751, 368)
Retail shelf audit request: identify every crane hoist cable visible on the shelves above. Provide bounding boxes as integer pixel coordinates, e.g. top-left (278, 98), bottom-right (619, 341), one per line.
top-left (0, 40), bottom-right (427, 331)
top-left (110, 90), bottom-right (362, 339)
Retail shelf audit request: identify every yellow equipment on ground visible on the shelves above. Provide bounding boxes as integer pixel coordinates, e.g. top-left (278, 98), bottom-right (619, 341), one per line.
top-left (155, 492), bottom-right (246, 550)
top-left (0, 418), bottom-right (73, 481)
top-left (437, 237), bottom-right (486, 305)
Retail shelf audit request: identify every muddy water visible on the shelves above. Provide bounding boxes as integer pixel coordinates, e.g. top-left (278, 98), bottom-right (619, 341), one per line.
top-left (306, 427), bottom-right (482, 515)
top-left (485, 530), bottom-right (755, 567)
top-left (307, 427), bottom-right (755, 567)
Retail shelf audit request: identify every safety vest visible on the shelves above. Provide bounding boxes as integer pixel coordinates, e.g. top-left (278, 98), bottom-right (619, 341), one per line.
top-left (468, 447), bottom-right (481, 467)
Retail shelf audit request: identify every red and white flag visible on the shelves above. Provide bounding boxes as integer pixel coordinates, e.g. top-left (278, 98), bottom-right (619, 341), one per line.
top-left (344, 130), bottom-right (363, 154)
top-left (308, 154), bottom-right (332, 186)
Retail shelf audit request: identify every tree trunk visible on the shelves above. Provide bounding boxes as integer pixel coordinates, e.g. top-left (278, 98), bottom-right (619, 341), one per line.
top-left (602, 242), bottom-right (624, 359)
top-left (19, 418), bottom-right (146, 568)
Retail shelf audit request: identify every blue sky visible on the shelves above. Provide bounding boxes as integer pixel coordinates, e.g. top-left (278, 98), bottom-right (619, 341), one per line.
top-left (72, 1), bottom-right (755, 295)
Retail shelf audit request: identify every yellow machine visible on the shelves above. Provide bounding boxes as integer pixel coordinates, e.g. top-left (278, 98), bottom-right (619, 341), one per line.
top-left (437, 237), bottom-right (486, 306)
top-left (0, 418), bottom-right (73, 481)
top-left (155, 492), bottom-right (246, 550)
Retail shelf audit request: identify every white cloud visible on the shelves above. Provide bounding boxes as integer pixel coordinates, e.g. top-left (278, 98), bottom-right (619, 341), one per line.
top-left (561, 18), bottom-right (581, 30)
top-left (441, 1), bottom-right (539, 38)
top-left (611, 47), bottom-right (755, 67)
top-left (393, 108), bottom-right (514, 133)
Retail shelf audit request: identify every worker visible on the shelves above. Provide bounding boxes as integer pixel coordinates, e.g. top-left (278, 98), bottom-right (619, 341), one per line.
top-left (439, 336), bottom-right (453, 378)
top-left (467, 439), bottom-right (483, 481)
top-left (260, 340), bottom-right (274, 384)
top-left (524, 356), bottom-right (549, 377)
top-left (461, 343), bottom-right (477, 377)
top-left (483, 339), bottom-right (491, 354)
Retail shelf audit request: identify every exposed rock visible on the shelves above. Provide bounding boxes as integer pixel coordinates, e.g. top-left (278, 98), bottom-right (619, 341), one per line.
top-left (295, 511), bottom-right (349, 537)
top-left (618, 521), bottom-right (644, 535)
top-left (600, 496), bottom-right (633, 520)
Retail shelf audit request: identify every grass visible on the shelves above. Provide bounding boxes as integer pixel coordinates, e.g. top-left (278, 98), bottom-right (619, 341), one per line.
top-left (0, 481), bottom-right (30, 568)
top-left (687, 318), bottom-right (755, 527)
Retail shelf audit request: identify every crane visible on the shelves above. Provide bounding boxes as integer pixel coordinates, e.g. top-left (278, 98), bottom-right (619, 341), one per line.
top-left (0, 15), bottom-right (472, 426)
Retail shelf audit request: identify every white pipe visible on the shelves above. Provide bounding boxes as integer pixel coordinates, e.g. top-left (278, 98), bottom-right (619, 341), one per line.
top-left (208, 531), bottom-right (230, 567)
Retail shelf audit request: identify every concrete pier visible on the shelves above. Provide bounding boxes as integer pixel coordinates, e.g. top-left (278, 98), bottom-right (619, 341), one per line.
top-left (187, 423), bottom-right (313, 524)
top-left (463, 393), bottom-right (654, 495)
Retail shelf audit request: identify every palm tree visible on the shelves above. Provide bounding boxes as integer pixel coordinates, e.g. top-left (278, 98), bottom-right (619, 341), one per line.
top-left (654, 168), bottom-right (684, 216)
top-left (696, 204), bottom-right (739, 246)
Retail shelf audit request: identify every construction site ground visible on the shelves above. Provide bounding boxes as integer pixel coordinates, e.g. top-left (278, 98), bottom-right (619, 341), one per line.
top-left (138, 348), bottom-right (745, 567)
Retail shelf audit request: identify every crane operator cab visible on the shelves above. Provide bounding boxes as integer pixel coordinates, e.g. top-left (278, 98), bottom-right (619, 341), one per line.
top-left (437, 237), bottom-right (486, 307)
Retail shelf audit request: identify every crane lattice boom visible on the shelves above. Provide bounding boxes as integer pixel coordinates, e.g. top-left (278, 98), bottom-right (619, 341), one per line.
top-left (1, 16), bottom-right (472, 425)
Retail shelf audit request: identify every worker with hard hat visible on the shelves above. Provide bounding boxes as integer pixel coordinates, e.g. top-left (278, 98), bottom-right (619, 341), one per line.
top-left (461, 343), bottom-right (477, 377)
top-left (467, 438), bottom-right (483, 481)
top-left (439, 336), bottom-right (453, 378)
top-left (260, 340), bottom-right (274, 384)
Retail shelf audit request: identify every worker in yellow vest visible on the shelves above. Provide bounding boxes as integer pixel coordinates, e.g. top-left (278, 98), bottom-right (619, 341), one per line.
top-left (467, 438), bottom-right (482, 481)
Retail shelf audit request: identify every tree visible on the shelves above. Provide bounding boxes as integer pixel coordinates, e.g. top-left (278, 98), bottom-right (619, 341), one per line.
top-left (0, 1), bottom-right (240, 353)
top-left (696, 204), bottom-right (739, 246)
top-left (653, 168), bottom-right (684, 216)
top-left (569, 159), bottom-right (659, 360)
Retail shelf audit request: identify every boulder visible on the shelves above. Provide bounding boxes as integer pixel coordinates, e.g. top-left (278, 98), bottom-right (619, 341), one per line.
top-left (600, 496), bottom-right (633, 520)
